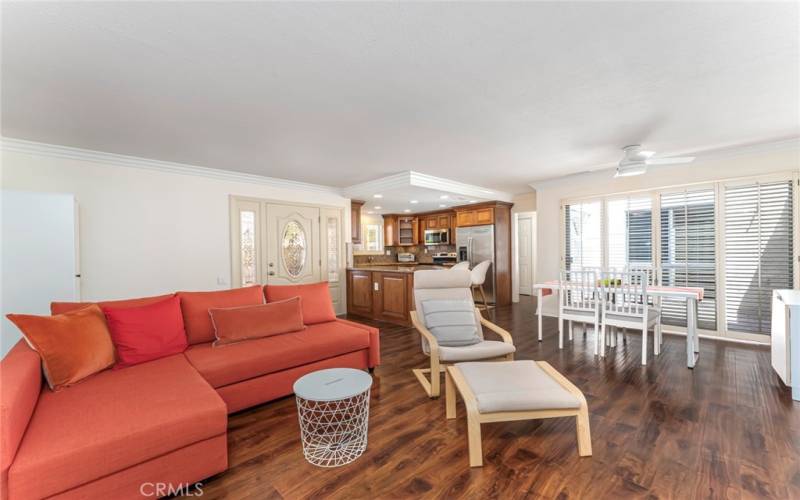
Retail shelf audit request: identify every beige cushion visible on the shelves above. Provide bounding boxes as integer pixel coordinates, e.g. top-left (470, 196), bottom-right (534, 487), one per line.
top-left (420, 299), bottom-right (481, 347)
top-left (438, 340), bottom-right (515, 362)
top-left (455, 360), bottom-right (580, 413)
top-left (414, 270), bottom-right (484, 353)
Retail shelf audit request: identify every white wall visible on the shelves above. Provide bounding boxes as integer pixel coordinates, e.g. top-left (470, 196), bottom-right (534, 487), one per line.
top-left (532, 146), bottom-right (800, 316)
top-left (2, 191), bottom-right (79, 355)
top-left (1, 148), bottom-right (351, 303)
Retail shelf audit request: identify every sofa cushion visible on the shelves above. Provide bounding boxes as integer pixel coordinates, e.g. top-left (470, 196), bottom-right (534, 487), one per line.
top-left (210, 297), bottom-right (305, 346)
top-left (184, 320), bottom-right (371, 388)
top-left (102, 295), bottom-right (188, 369)
top-left (6, 305), bottom-right (115, 391)
top-left (178, 286), bottom-right (264, 344)
top-left (264, 282), bottom-right (336, 324)
top-left (7, 354), bottom-right (226, 500)
top-left (50, 293), bottom-right (175, 315)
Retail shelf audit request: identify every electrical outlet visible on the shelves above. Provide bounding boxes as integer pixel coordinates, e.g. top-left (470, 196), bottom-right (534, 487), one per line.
top-left (385, 249), bottom-right (391, 255)
top-left (217, 276), bottom-right (228, 286)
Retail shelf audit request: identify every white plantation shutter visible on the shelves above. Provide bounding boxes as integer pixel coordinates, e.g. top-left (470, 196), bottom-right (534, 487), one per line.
top-left (724, 180), bottom-right (794, 335)
top-left (564, 200), bottom-right (602, 271)
top-left (607, 196), bottom-right (653, 271)
top-left (659, 189), bottom-right (717, 330)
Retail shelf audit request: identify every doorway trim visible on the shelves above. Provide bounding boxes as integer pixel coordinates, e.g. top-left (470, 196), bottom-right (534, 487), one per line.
top-left (229, 195), bottom-right (347, 313)
top-left (512, 211), bottom-right (537, 303)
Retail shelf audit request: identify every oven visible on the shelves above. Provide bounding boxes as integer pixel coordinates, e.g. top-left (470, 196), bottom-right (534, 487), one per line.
top-left (424, 228), bottom-right (449, 246)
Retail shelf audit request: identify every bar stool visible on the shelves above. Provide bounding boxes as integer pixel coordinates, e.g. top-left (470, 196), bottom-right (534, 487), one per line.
top-left (451, 261), bottom-right (470, 271)
top-left (470, 260), bottom-right (493, 310)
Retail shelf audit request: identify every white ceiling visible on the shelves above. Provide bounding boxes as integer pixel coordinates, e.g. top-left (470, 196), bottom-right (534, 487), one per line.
top-left (2, 2), bottom-right (798, 194)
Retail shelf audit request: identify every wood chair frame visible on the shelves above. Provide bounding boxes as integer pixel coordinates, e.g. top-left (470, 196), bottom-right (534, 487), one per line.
top-left (445, 361), bottom-right (592, 467)
top-left (410, 309), bottom-right (514, 398)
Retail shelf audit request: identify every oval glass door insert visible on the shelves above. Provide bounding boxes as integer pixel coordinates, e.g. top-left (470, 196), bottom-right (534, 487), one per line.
top-left (282, 220), bottom-right (307, 277)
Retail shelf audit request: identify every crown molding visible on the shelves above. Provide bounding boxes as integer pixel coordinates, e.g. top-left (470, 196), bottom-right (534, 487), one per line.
top-left (529, 136), bottom-right (800, 189)
top-left (0, 137), bottom-right (342, 195)
top-left (343, 170), bottom-right (513, 202)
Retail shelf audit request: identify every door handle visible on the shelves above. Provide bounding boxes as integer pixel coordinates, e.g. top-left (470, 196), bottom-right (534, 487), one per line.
top-left (268, 271), bottom-right (275, 276)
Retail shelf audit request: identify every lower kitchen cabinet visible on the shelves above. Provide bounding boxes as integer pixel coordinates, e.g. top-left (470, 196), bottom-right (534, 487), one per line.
top-left (346, 270), bottom-right (414, 326)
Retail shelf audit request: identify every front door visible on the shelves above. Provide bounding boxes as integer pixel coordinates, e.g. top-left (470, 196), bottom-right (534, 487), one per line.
top-left (265, 204), bottom-right (320, 285)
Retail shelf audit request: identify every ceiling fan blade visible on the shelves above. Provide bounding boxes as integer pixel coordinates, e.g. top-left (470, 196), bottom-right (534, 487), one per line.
top-left (645, 156), bottom-right (695, 165)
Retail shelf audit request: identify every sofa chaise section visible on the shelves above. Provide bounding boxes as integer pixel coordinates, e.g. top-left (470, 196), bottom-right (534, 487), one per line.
top-left (5, 350), bottom-right (227, 499)
top-left (184, 319), bottom-right (380, 413)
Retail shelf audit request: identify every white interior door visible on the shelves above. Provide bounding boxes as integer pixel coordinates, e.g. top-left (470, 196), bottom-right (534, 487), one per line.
top-left (518, 215), bottom-right (534, 295)
top-left (2, 191), bottom-right (79, 357)
top-left (266, 204), bottom-right (321, 285)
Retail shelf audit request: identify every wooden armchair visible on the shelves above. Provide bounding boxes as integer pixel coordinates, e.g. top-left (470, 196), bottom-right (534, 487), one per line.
top-left (410, 270), bottom-right (515, 398)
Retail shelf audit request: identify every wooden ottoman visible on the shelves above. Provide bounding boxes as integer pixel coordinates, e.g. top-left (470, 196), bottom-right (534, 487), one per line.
top-left (445, 360), bottom-right (591, 467)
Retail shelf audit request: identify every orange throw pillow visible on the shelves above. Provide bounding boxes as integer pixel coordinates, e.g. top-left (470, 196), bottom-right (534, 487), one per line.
top-left (264, 282), bottom-right (336, 325)
top-left (6, 305), bottom-right (115, 391)
top-left (178, 285), bottom-right (264, 344)
top-left (210, 297), bottom-right (305, 346)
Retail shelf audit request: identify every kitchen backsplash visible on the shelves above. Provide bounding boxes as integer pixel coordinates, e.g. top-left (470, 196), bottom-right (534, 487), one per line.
top-left (353, 244), bottom-right (455, 265)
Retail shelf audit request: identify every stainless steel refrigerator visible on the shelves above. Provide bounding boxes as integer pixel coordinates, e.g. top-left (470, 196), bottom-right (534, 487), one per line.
top-left (456, 225), bottom-right (495, 304)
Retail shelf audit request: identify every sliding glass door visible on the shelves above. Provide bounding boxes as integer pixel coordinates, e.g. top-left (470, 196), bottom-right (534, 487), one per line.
top-left (564, 200), bottom-right (602, 271)
top-left (723, 179), bottom-right (794, 336)
top-left (560, 171), bottom-right (798, 340)
top-left (659, 188), bottom-right (717, 330)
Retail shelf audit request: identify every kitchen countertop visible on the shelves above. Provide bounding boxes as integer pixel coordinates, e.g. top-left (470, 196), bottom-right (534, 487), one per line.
top-left (347, 264), bottom-right (449, 273)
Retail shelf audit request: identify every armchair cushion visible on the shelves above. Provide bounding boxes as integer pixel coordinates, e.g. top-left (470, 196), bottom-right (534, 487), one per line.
top-left (420, 299), bottom-right (480, 347)
top-left (438, 340), bottom-right (515, 362)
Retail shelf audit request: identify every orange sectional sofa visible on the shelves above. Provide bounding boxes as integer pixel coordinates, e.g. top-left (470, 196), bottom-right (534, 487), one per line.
top-left (0, 286), bottom-right (380, 499)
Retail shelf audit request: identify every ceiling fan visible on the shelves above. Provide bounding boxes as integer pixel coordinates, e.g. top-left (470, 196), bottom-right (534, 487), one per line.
top-left (615, 145), bottom-right (695, 177)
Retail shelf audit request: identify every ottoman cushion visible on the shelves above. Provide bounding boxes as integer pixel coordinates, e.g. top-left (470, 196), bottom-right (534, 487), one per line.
top-left (455, 360), bottom-right (580, 413)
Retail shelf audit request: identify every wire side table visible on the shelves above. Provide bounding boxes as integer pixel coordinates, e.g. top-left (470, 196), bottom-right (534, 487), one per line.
top-left (293, 368), bottom-right (373, 467)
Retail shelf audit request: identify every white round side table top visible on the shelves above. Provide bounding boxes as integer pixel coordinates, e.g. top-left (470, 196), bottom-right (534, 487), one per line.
top-left (293, 368), bottom-right (373, 402)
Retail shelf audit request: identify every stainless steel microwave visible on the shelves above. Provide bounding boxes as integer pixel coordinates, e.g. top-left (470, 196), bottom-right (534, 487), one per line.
top-left (424, 228), bottom-right (449, 246)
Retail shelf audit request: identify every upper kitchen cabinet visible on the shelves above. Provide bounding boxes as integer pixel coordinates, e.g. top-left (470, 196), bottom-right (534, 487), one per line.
top-left (455, 206), bottom-right (495, 227)
top-left (383, 215), bottom-right (398, 247)
top-left (397, 216), bottom-right (418, 245)
top-left (351, 200), bottom-right (365, 243)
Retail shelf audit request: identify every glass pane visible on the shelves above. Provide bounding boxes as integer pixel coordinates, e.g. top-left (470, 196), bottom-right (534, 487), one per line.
top-left (282, 220), bottom-right (307, 278)
top-left (327, 217), bottom-right (339, 282)
top-left (564, 200), bottom-right (602, 271)
top-left (365, 225), bottom-right (381, 251)
top-left (240, 211), bottom-right (257, 286)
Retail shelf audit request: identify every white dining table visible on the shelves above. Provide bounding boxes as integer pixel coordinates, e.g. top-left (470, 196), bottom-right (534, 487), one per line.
top-left (532, 281), bottom-right (705, 368)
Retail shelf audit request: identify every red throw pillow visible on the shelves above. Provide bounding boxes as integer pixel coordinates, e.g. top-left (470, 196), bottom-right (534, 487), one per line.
top-left (178, 286), bottom-right (264, 344)
top-left (102, 295), bottom-right (188, 369)
top-left (210, 297), bottom-right (305, 346)
top-left (264, 282), bottom-right (336, 325)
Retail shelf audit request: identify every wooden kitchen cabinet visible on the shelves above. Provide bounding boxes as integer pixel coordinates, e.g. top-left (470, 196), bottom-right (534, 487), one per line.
top-left (347, 270), bottom-right (374, 317)
top-left (373, 272), bottom-right (411, 323)
top-left (455, 207), bottom-right (494, 227)
top-left (437, 214), bottom-right (450, 228)
top-left (351, 200), bottom-right (365, 244)
top-left (397, 216), bottom-right (418, 245)
top-left (346, 269), bottom-right (414, 326)
top-left (383, 215), bottom-right (398, 247)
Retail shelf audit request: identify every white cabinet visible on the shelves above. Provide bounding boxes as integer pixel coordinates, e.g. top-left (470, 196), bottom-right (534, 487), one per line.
top-left (772, 289), bottom-right (800, 401)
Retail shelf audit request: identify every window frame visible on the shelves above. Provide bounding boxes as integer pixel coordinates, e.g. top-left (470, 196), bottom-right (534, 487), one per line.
top-left (559, 170), bottom-right (798, 343)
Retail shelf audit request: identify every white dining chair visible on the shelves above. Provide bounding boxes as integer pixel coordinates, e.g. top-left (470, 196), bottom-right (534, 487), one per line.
top-left (616, 265), bottom-right (662, 347)
top-left (470, 260), bottom-right (493, 310)
top-left (598, 270), bottom-right (662, 365)
top-left (558, 270), bottom-right (600, 351)
top-left (451, 261), bottom-right (470, 271)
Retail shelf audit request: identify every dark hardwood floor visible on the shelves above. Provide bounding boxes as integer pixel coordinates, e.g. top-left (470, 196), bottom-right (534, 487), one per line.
top-left (187, 296), bottom-right (800, 499)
